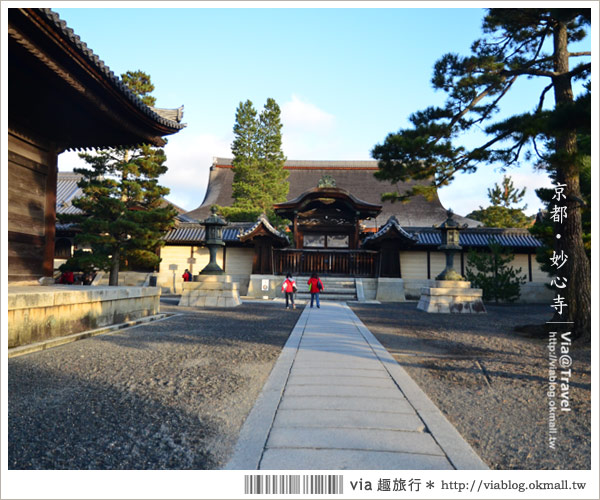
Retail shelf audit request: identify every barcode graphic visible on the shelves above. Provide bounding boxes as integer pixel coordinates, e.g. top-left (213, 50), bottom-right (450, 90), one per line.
top-left (244, 474), bottom-right (344, 495)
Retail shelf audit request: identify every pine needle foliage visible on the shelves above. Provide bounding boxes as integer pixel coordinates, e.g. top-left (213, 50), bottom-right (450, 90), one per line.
top-left (58, 71), bottom-right (177, 285)
top-left (465, 242), bottom-right (527, 303)
top-left (218, 98), bottom-right (289, 226)
top-left (372, 8), bottom-right (591, 337)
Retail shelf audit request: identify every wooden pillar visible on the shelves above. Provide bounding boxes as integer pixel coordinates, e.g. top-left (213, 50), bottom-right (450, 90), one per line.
top-left (426, 250), bottom-right (431, 279)
top-left (42, 150), bottom-right (58, 277)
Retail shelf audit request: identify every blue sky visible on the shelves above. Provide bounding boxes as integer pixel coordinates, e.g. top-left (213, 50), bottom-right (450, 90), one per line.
top-left (54, 5), bottom-right (593, 217)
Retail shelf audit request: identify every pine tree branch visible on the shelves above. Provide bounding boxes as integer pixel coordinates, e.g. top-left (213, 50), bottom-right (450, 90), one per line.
top-left (502, 67), bottom-right (557, 78)
top-left (536, 82), bottom-right (555, 113)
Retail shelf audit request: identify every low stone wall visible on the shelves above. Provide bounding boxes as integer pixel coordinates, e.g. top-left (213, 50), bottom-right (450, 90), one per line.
top-left (403, 278), bottom-right (552, 304)
top-left (8, 285), bottom-right (160, 349)
top-left (247, 274), bottom-right (282, 299)
top-left (375, 278), bottom-right (406, 302)
top-left (178, 275), bottom-right (241, 307)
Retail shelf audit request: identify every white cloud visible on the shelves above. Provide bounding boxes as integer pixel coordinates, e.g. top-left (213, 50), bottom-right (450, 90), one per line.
top-left (281, 94), bottom-right (335, 132)
top-left (438, 166), bottom-right (554, 217)
top-left (162, 132), bottom-right (232, 210)
top-left (280, 94), bottom-right (339, 159)
top-left (58, 133), bottom-right (233, 212)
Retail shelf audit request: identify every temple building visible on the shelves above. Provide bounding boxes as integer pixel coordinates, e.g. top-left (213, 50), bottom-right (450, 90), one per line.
top-left (8, 8), bottom-right (185, 284)
top-left (157, 158), bottom-right (551, 302)
top-left (8, 8), bottom-right (184, 351)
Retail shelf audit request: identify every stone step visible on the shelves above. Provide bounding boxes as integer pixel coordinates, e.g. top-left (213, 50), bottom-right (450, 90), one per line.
top-left (295, 286), bottom-right (357, 294)
top-left (296, 293), bottom-right (356, 302)
top-left (295, 277), bottom-right (356, 285)
top-left (296, 293), bottom-right (357, 301)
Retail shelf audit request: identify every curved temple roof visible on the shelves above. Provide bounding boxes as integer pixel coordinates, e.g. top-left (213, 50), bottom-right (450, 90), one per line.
top-left (185, 158), bottom-right (481, 229)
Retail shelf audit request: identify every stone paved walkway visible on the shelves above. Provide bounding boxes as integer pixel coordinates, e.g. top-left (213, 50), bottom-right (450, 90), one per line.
top-left (226, 301), bottom-right (488, 470)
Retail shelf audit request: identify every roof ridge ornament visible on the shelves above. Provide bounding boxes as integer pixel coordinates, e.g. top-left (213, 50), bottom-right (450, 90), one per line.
top-left (317, 174), bottom-right (336, 188)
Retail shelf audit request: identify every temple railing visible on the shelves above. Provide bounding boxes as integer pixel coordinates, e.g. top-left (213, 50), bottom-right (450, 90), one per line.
top-left (273, 249), bottom-right (379, 277)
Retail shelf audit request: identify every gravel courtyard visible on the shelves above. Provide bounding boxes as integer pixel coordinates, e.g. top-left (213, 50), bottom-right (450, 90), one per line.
top-left (351, 302), bottom-right (591, 470)
top-left (8, 301), bottom-right (301, 470)
top-left (9, 299), bottom-right (591, 471)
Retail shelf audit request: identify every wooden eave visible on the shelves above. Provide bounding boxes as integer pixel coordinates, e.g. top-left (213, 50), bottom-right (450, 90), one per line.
top-left (273, 187), bottom-right (382, 220)
top-left (362, 216), bottom-right (418, 249)
top-left (239, 219), bottom-right (289, 247)
top-left (8, 8), bottom-right (185, 151)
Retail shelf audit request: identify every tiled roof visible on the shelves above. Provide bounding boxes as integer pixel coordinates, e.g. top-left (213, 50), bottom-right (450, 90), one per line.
top-left (185, 158), bottom-right (482, 229)
top-left (363, 215), bottom-right (419, 247)
top-left (163, 222), bottom-right (254, 243)
top-left (239, 215), bottom-right (289, 245)
top-left (407, 228), bottom-right (542, 249)
top-left (56, 171), bottom-right (189, 220)
top-left (56, 172), bottom-right (83, 215)
top-left (213, 157), bottom-right (380, 169)
top-left (39, 9), bottom-right (185, 132)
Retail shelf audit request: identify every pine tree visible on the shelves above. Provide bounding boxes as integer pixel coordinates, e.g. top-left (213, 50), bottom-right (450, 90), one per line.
top-left (488, 176), bottom-right (526, 208)
top-left (230, 99), bottom-right (261, 212)
top-left (372, 9), bottom-right (591, 338)
top-left (58, 71), bottom-right (177, 286)
top-left (467, 175), bottom-right (533, 228)
top-left (219, 98), bottom-right (289, 224)
top-left (258, 98), bottom-right (289, 206)
top-left (465, 242), bottom-right (527, 303)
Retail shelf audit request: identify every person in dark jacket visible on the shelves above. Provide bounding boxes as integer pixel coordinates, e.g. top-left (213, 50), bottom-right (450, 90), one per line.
top-left (307, 272), bottom-right (323, 308)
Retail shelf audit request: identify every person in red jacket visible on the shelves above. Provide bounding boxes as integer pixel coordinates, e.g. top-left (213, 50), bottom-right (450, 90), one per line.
top-left (281, 273), bottom-right (296, 309)
top-left (182, 269), bottom-right (192, 282)
top-left (59, 270), bottom-right (74, 285)
top-left (307, 272), bottom-right (323, 308)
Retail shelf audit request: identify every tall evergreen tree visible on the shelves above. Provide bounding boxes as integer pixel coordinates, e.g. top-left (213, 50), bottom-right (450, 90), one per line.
top-left (220, 98), bottom-right (289, 223)
top-left (372, 9), bottom-right (591, 339)
top-left (258, 98), bottom-right (289, 206)
top-left (58, 71), bottom-right (177, 286)
top-left (467, 175), bottom-right (533, 228)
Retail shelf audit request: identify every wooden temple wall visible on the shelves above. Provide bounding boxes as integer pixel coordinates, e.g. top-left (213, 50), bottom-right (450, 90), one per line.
top-left (8, 132), bottom-right (57, 283)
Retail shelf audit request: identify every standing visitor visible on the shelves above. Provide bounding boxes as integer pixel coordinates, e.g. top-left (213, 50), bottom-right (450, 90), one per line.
top-left (307, 273), bottom-right (323, 308)
top-left (281, 273), bottom-right (297, 309)
top-left (182, 269), bottom-right (192, 282)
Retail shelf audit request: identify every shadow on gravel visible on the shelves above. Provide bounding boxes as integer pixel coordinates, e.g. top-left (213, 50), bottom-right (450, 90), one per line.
top-left (91, 303), bottom-right (302, 351)
top-left (9, 302), bottom-right (303, 470)
top-left (8, 363), bottom-right (218, 470)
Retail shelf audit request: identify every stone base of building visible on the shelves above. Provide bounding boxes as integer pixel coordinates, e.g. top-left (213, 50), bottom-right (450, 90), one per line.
top-left (178, 274), bottom-right (241, 307)
top-left (375, 278), bottom-right (406, 302)
top-left (8, 285), bottom-right (161, 349)
top-left (417, 280), bottom-right (486, 314)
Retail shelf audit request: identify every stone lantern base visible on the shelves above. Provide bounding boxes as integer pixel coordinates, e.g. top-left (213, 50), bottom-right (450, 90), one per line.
top-left (178, 274), bottom-right (241, 308)
top-left (417, 280), bottom-right (486, 314)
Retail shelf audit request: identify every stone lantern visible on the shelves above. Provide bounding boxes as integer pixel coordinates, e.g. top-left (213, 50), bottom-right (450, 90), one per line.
top-left (435, 209), bottom-right (466, 281)
top-left (200, 207), bottom-right (227, 275)
top-left (417, 209), bottom-right (485, 314)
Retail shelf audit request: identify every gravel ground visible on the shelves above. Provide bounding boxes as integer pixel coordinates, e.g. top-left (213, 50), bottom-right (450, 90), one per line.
top-left (8, 300), bottom-right (301, 470)
top-left (351, 302), bottom-right (591, 470)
